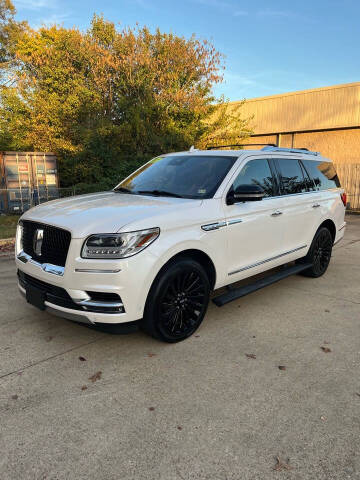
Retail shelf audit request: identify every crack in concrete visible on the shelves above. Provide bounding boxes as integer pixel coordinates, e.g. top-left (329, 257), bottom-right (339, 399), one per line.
top-left (283, 284), bottom-right (360, 306)
top-left (0, 337), bottom-right (103, 381)
top-left (334, 238), bottom-right (360, 250)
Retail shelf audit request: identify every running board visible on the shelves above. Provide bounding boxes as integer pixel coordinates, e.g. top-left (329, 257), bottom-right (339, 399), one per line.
top-left (212, 263), bottom-right (313, 307)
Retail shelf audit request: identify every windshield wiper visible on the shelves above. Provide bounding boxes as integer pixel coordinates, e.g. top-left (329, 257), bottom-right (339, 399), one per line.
top-left (137, 190), bottom-right (184, 198)
top-left (114, 187), bottom-right (134, 194)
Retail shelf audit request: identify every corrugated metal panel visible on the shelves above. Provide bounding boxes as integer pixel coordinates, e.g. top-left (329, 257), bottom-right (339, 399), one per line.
top-left (241, 135), bottom-right (278, 149)
top-left (0, 152), bottom-right (59, 213)
top-left (232, 82), bottom-right (360, 135)
top-left (334, 163), bottom-right (360, 210)
top-left (293, 129), bottom-right (360, 164)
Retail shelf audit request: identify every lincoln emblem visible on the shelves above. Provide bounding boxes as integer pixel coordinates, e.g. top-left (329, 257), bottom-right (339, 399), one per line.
top-left (33, 229), bottom-right (44, 256)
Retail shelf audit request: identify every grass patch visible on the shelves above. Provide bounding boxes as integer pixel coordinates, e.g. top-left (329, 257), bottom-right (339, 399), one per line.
top-left (0, 215), bottom-right (20, 239)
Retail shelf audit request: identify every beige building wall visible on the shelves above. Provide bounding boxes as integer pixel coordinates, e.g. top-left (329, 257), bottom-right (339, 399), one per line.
top-left (292, 129), bottom-right (360, 164)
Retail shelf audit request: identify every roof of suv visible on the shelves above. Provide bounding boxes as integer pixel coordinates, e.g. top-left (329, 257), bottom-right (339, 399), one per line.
top-left (169, 149), bottom-right (251, 156)
top-left (169, 148), bottom-right (323, 160)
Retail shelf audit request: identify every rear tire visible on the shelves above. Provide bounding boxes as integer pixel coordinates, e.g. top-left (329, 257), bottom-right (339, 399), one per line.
top-left (141, 258), bottom-right (210, 343)
top-left (297, 227), bottom-right (333, 277)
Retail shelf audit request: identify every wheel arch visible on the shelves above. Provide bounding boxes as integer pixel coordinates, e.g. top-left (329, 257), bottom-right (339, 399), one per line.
top-left (150, 248), bottom-right (217, 291)
top-left (318, 219), bottom-right (336, 243)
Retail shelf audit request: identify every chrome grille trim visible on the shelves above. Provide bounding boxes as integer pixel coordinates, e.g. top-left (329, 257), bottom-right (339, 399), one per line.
top-left (17, 251), bottom-right (64, 276)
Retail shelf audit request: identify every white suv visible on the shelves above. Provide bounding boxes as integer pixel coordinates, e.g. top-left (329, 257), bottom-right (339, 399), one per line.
top-left (15, 146), bottom-right (346, 342)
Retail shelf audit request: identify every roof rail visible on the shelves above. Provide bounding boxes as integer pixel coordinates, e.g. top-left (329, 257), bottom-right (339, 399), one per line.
top-left (262, 146), bottom-right (320, 156)
top-left (207, 143), bottom-right (276, 150)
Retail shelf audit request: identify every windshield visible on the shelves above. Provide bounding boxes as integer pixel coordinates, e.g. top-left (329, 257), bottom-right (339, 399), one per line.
top-left (114, 155), bottom-right (238, 199)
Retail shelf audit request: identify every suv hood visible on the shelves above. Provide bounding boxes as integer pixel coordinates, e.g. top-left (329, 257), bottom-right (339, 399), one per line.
top-left (21, 191), bottom-right (201, 238)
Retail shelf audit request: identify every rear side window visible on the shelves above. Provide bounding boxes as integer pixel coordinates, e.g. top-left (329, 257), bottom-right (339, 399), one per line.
top-left (302, 160), bottom-right (340, 190)
top-left (232, 159), bottom-right (276, 197)
top-left (276, 158), bottom-right (308, 195)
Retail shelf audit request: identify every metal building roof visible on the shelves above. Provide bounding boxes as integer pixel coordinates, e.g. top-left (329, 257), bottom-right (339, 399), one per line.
top-left (230, 82), bottom-right (360, 135)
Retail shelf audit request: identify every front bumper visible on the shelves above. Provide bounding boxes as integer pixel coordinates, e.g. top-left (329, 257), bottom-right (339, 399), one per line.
top-left (17, 269), bottom-right (128, 324)
top-left (17, 279), bottom-right (134, 325)
top-left (19, 283), bottom-right (93, 325)
top-left (15, 237), bottom-right (160, 325)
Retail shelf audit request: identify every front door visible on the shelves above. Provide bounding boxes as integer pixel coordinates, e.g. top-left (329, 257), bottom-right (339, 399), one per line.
top-left (224, 157), bottom-right (285, 282)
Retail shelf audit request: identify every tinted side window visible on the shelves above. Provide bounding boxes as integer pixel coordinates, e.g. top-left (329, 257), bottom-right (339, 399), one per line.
top-left (302, 160), bottom-right (340, 190)
top-left (276, 158), bottom-right (308, 195)
top-left (299, 162), bottom-right (316, 191)
top-left (232, 159), bottom-right (275, 197)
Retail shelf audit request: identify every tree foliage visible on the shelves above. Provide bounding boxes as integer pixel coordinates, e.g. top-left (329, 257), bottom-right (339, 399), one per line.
top-left (0, 5), bottom-right (251, 188)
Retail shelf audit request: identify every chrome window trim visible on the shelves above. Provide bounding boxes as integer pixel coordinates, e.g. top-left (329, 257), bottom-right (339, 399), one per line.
top-left (228, 245), bottom-right (307, 276)
top-left (17, 251), bottom-right (64, 276)
top-left (262, 188), bottom-right (341, 200)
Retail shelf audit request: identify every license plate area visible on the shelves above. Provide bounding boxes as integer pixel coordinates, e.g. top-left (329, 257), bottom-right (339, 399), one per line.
top-left (26, 284), bottom-right (46, 310)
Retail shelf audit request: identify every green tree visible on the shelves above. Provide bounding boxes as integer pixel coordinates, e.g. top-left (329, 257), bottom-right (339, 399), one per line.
top-left (0, 8), bottom-right (252, 188)
top-left (0, 0), bottom-right (26, 81)
top-left (0, 0), bottom-right (27, 149)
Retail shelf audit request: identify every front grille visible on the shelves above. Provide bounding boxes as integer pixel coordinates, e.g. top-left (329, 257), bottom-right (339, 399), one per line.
top-left (22, 220), bottom-right (71, 267)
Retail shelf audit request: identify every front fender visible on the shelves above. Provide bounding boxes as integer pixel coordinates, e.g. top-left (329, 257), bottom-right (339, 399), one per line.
top-left (136, 227), bottom-right (227, 316)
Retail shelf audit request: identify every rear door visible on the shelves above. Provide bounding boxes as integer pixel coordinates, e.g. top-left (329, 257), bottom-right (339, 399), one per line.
top-left (272, 156), bottom-right (322, 255)
top-left (301, 158), bottom-right (344, 235)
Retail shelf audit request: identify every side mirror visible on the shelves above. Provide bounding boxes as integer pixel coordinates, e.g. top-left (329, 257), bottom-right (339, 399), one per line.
top-left (227, 184), bottom-right (265, 205)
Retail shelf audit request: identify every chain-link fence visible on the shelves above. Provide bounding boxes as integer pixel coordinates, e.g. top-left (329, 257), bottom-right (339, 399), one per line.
top-left (0, 187), bottom-right (77, 214)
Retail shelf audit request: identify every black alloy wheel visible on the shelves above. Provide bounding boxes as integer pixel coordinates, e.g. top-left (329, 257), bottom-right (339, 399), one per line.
top-left (142, 258), bottom-right (210, 342)
top-left (298, 227), bottom-right (333, 278)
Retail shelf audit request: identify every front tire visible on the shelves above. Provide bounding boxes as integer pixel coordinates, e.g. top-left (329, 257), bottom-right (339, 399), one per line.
top-left (298, 227), bottom-right (333, 277)
top-left (141, 258), bottom-right (210, 342)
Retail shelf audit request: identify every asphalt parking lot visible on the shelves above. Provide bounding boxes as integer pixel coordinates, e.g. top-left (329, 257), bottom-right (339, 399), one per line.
top-left (0, 215), bottom-right (359, 480)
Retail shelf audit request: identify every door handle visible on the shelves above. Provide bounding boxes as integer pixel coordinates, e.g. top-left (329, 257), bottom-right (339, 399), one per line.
top-left (312, 203), bottom-right (321, 208)
top-left (271, 210), bottom-right (283, 217)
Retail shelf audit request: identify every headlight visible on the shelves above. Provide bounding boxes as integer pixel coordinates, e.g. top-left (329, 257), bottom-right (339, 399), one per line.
top-left (81, 228), bottom-right (160, 259)
top-left (16, 221), bottom-right (23, 255)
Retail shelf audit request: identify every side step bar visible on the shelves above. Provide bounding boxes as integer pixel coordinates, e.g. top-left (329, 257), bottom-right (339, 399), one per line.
top-left (212, 263), bottom-right (313, 307)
